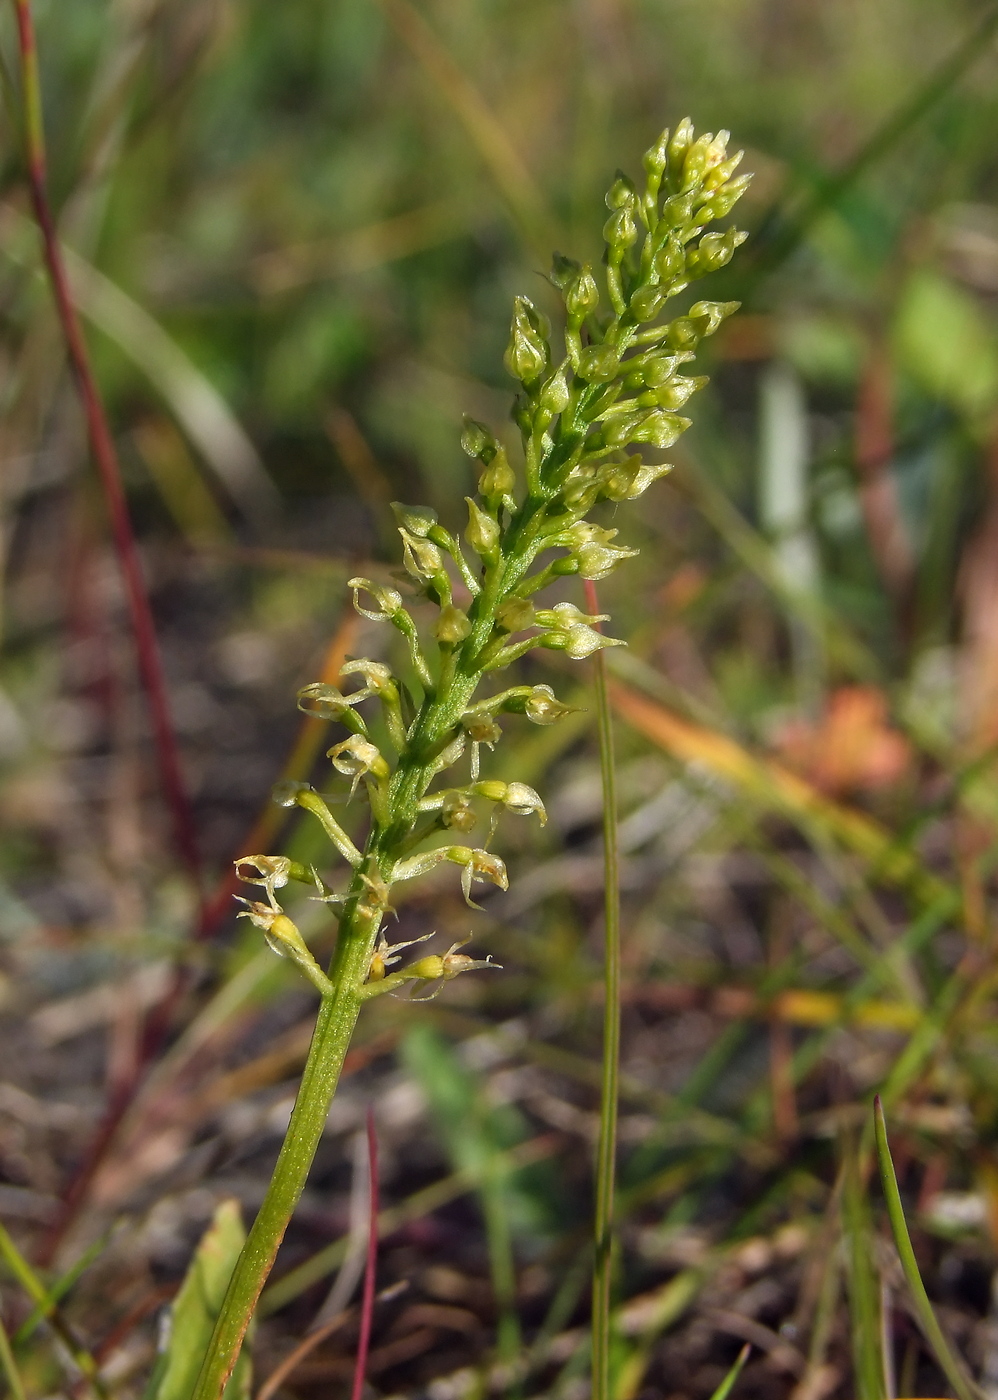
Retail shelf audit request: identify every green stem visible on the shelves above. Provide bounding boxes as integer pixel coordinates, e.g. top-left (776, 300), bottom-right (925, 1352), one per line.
top-left (587, 579), bottom-right (621, 1400)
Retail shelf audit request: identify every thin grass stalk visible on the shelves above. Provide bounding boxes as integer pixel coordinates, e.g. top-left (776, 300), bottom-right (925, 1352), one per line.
top-left (0, 1308), bottom-right (26, 1400)
top-left (873, 1097), bottom-right (980, 1400)
top-left (748, 1), bottom-right (998, 279)
top-left (0, 1223), bottom-right (103, 1396)
top-left (586, 578), bottom-right (621, 1400)
top-left (9, 0), bottom-right (201, 887)
top-left (350, 1109), bottom-right (380, 1400)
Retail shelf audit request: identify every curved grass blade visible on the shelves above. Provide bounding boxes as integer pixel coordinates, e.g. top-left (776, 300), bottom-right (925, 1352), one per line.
top-left (873, 1096), bottom-right (980, 1400)
top-left (708, 1343), bottom-right (751, 1400)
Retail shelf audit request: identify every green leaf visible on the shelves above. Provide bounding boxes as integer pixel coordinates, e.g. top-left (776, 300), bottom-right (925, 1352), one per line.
top-left (146, 1200), bottom-right (250, 1400)
top-left (844, 1147), bottom-right (885, 1400)
top-left (874, 1097), bottom-right (981, 1400)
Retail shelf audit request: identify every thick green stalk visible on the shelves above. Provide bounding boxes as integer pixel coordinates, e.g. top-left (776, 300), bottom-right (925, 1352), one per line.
top-left (588, 580), bottom-right (621, 1400)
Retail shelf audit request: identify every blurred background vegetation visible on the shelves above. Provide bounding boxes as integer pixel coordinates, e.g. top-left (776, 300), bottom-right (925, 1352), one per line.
top-left (3, 2), bottom-right (998, 1398)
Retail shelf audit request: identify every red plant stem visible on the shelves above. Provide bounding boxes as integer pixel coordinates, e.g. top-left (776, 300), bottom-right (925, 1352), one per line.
top-left (351, 1108), bottom-right (380, 1400)
top-left (11, 0), bottom-right (201, 885)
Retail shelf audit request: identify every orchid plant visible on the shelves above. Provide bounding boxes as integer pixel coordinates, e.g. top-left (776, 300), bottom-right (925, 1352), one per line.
top-left (191, 118), bottom-right (750, 1400)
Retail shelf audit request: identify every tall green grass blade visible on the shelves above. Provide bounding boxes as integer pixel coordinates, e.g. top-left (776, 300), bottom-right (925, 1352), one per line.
top-left (13, 1234), bottom-right (108, 1345)
top-left (587, 577), bottom-right (621, 1400)
top-left (401, 1025), bottom-right (522, 1366)
top-left (707, 1342), bottom-right (751, 1400)
top-left (844, 1149), bottom-right (885, 1400)
top-left (0, 1309), bottom-right (26, 1400)
top-left (0, 1220), bottom-right (103, 1394)
top-left (873, 1097), bottom-right (980, 1400)
top-left (749, 1), bottom-right (998, 278)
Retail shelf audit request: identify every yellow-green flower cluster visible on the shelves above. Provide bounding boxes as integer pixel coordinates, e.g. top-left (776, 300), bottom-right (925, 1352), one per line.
top-left (236, 119), bottom-right (749, 997)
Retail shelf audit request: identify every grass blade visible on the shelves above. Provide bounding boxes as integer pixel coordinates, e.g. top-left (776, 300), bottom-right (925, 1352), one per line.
top-left (844, 1149), bottom-right (884, 1400)
top-left (0, 1308), bottom-right (26, 1400)
top-left (586, 578), bottom-right (621, 1400)
top-left (707, 1342), bottom-right (751, 1400)
top-left (873, 1097), bottom-right (980, 1400)
top-left (146, 1200), bottom-right (248, 1400)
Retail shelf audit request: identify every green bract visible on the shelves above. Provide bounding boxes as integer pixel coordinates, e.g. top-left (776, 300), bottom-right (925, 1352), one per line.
top-left (194, 120), bottom-right (750, 1400)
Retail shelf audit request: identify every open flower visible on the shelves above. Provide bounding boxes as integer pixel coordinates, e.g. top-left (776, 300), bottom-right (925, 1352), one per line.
top-left (327, 735), bottom-right (390, 800)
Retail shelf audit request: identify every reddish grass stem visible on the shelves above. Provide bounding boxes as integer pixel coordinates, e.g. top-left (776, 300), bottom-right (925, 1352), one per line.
top-left (351, 1108), bottom-right (380, 1400)
top-left (11, 0), bottom-right (201, 886)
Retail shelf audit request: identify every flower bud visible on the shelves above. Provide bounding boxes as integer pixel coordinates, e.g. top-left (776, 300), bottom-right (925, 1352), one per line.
top-left (660, 192), bottom-right (695, 230)
top-left (520, 684), bottom-right (575, 725)
top-left (399, 528), bottom-right (444, 581)
top-left (603, 207), bottom-right (638, 253)
top-left (550, 252), bottom-right (582, 288)
top-left (654, 232), bottom-right (687, 282)
top-left (650, 375), bottom-right (706, 411)
top-left (541, 624), bottom-right (625, 660)
top-left (391, 501), bottom-right (437, 537)
top-left (495, 597), bottom-right (536, 633)
top-left (577, 343), bottom-right (621, 383)
top-left (564, 521), bottom-right (639, 579)
top-left (642, 129), bottom-right (670, 184)
top-left (686, 227), bottom-right (747, 275)
top-left (480, 447), bottom-right (515, 503)
top-left (703, 150), bottom-right (744, 192)
top-left (465, 497), bottom-right (500, 561)
top-left (698, 175), bottom-right (751, 220)
top-left (504, 295), bottom-right (549, 385)
top-left (666, 318), bottom-right (700, 353)
top-left (535, 600), bottom-right (609, 629)
top-left (605, 171), bottom-right (638, 210)
top-left (347, 577), bottom-right (404, 622)
top-left (564, 265), bottom-right (599, 321)
top-left (667, 117), bottom-right (695, 172)
top-left (689, 300), bottom-right (741, 337)
top-left (630, 285), bottom-right (666, 322)
top-left (460, 418), bottom-right (499, 462)
top-left (642, 354), bottom-right (682, 388)
top-left (601, 458), bottom-right (671, 501)
top-left (271, 779), bottom-right (310, 808)
top-left (538, 367), bottom-right (571, 416)
top-left (434, 604), bottom-right (472, 645)
top-left (630, 409), bottom-right (691, 450)
top-left (680, 134), bottom-right (714, 192)
top-left (601, 411), bottom-right (644, 448)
